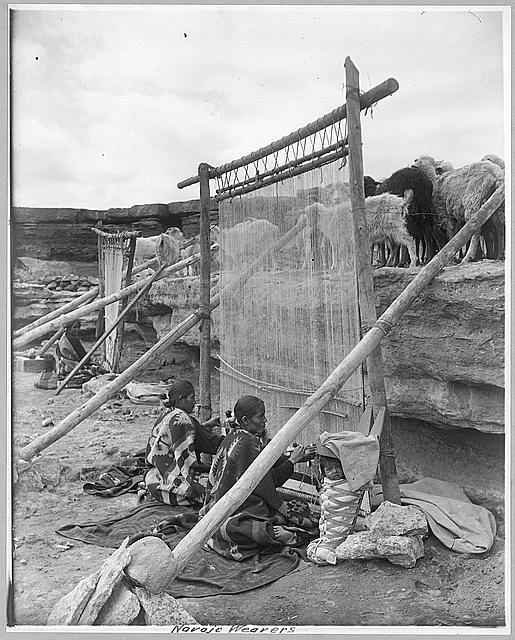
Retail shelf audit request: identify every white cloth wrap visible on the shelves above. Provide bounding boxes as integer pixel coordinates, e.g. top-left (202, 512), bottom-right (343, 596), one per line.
top-left (307, 477), bottom-right (369, 566)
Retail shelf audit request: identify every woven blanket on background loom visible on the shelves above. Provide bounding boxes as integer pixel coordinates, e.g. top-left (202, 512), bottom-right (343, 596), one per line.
top-left (55, 501), bottom-right (301, 598)
top-left (373, 477), bottom-right (497, 554)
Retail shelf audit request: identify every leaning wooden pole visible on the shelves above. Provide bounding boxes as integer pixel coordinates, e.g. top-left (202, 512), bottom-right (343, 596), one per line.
top-left (18, 219), bottom-right (307, 463)
top-left (13, 249), bottom-right (212, 351)
top-left (345, 57), bottom-right (401, 504)
top-left (13, 288), bottom-right (98, 338)
top-left (55, 264), bottom-right (167, 396)
top-left (198, 163), bottom-right (212, 422)
top-left (163, 184), bottom-right (505, 580)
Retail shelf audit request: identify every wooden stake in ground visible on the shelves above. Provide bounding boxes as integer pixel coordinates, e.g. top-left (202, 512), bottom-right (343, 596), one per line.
top-left (198, 162), bottom-right (212, 422)
top-left (345, 56), bottom-right (401, 504)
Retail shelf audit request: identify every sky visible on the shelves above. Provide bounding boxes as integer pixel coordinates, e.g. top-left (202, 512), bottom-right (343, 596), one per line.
top-left (10, 5), bottom-right (508, 209)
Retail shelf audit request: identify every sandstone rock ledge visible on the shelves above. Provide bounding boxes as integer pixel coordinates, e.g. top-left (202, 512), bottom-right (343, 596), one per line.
top-left (148, 261), bottom-right (504, 434)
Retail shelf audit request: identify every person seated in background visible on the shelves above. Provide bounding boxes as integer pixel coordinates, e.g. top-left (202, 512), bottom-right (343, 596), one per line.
top-left (200, 395), bottom-right (319, 561)
top-left (144, 380), bottom-right (223, 506)
top-left (56, 321), bottom-right (105, 387)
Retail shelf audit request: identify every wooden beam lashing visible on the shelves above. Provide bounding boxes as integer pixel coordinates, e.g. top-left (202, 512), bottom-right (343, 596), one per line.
top-left (345, 56), bottom-right (401, 505)
top-left (199, 163), bottom-right (212, 422)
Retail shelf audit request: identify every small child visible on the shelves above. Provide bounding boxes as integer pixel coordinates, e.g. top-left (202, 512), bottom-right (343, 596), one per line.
top-left (307, 431), bottom-right (379, 566)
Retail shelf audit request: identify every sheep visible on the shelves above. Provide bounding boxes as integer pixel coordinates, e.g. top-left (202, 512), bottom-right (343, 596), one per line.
top-left (220, 218), bottom-right (280, 270)
top-left (435, 161), bottom-right (455, 175)
top-left (134, 227), bottom-right (184, 266)
top-left (299, 189), bottom-right (417, 270)
top-left (412, 155), bottom-right (505, 262)
top-left (481, 154), bottom-right (505, 170)
top-left (364, 175), bottom-right (380, 197)
top-left (376, 166), bottom-right (439, 265)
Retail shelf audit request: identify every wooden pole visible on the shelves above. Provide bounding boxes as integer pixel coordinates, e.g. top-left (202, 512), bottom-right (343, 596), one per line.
top-left (111, 236), bottom-right (137, 373)
top-left (161, 185), bottom-right (505, 580)
top-left (345, 56), bottom-right (400, 504)
top-left (18, 220), bottom-right (308, 463)
top-left (13, 288), bottom-right (98, 338)
top-left (55, 265), bottom-right (167, 395)
top-left (96, 224), bottom-right (106, 341)
top-left (13, 249), bottom-right (213, 351)
top-left (199, 163), bottom-right (212, 422)
top-left (37, 326), bottom-right (67, 357)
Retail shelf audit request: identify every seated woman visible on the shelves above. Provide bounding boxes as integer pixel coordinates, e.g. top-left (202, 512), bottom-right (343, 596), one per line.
top-left (200, 395), bottom-right (319, 561)
top-left (56, 321), bottom-right (104, 386)
top-left (144, 380), bottom-right (223, 506)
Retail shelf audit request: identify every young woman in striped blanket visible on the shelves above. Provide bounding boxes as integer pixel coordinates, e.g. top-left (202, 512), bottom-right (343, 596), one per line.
top-left (200, 395), bottom-right (319, 561)
top-left (144, 380), bottom-right (223, 506)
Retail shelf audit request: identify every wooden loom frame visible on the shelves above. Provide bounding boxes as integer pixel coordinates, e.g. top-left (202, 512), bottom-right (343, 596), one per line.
top-left (177, 59), bottom-right (401, 499)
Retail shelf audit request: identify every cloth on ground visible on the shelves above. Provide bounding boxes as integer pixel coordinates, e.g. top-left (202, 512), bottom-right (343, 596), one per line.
top-left (318, 430), bottom-right (380, 490)
top-left (125, 380), bottom-right (169, 405)
top-left (372, 477), bottom-right (496, 554)
top-left (200, 428), bottom-right (319, 561)
top-left (56, 500), bottom-right (301, 597)
top-left (82, 450), bottom-right (148, 497)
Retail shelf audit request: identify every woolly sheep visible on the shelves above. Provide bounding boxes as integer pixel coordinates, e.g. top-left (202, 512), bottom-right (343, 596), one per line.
top-left (299, 189), bottom-right (417, 270)
top-left (134, 227), bottom-right (184, 266)
top-left (412, 155), bottom-right (504, 262)
top-left (376, 166), bottom-right (438, 264)
top-left (481, 154), bottom-right (505, 170)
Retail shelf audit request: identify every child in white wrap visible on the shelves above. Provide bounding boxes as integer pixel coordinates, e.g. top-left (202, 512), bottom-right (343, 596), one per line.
top-left (307, 430), bottom-right (380, 566)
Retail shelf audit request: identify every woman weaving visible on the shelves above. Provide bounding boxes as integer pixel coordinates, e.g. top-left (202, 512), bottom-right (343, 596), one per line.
top-left (200, 395), bottom-right (319, 561)
top-left (144, 380), bottom-right (223, 506)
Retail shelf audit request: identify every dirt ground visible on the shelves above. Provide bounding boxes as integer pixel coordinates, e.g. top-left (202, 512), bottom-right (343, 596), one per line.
top-left (10, 337), bottom-right (506, 630)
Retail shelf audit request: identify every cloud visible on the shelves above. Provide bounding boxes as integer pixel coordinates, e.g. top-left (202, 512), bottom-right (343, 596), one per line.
top-left (10, 6), bottom-right (506, 208)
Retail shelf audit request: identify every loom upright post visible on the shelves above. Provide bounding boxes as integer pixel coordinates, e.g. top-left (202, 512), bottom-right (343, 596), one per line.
top-left (344, 56), bottom-right (401, 504)
top-left (199, 163), bottom-right (212, 422)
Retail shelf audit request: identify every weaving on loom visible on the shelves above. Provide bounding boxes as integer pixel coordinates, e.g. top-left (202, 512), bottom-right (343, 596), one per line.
top-left (216, 119), bottom-right (365, 449)
top-left (95, 227), bottom-right (138, 372)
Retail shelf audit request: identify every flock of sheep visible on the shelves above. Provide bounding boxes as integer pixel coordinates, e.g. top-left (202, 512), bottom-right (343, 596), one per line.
top-left (132, 152), bottom-right (505, 278)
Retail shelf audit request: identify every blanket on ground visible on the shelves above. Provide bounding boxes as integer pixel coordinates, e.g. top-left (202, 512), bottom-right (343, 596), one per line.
top-left (373, 477), bottom-right (497, 554)
top-left (82, 450), bottom-right (148, 497)
top-left (56, 501), bottom-right (301, 597)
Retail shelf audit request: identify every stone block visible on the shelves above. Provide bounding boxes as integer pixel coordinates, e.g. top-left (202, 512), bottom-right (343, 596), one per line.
top-left (334, 531), bottom-right (378, 561)
top-left (364, 501), bottom-right (427, 539)
top-left (77, 539), bottom-right (131, 624)
top-left (94, 579), bottom-right (140, 626)
top-left (376, 534), bottom-right (425, 568)
top-left (15, 356), bottom-right (47, 373)
top-left (335, 531), bottom-right (425, 569)
top-left (134, 587), bottom-right (198, 625)
top-left (124, 536), bottom-right (177, 595)
top-left (48, 569), bottom-right (101, 625)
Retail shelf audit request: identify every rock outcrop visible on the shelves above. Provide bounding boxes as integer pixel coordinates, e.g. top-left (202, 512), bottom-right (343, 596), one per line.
top-left (147, 261), bottom-right (504, 434)
top-left (11, 200), bottom-right (219, 262)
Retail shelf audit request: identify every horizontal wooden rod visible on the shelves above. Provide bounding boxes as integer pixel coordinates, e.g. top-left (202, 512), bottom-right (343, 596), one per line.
top-left (165, 184), bottom-right (504, 580)
top-left (177, 77), bottom-right (399, 189)
top-left (215, 140), bottom-right (347, 196)
top-left (215, 148), bottom-right (347, 201)
top-left (180, 78), bottom-right (397, 188)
